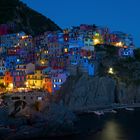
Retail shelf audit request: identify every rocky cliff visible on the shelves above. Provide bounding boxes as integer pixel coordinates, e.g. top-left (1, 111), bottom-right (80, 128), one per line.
top-left (57, 75), bottom-right (115, 111)
top-left (57, 47), bottom-right (140, 111)
top-left (0, 0), bottom-right (61, 35)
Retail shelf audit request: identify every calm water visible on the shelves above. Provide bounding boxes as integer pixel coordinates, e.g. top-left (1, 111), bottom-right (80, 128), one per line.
top-left (47, 108), bottom-right (140, 140)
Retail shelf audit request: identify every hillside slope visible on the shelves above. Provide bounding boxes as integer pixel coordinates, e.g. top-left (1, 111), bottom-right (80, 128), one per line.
top-left (0, 0), bottom-right (61, 35)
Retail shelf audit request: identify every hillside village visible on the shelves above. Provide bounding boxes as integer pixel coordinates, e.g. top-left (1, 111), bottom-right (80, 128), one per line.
top-left (0, 24), bottom-right (135, 96)
top-left (1, 0), bottom-right (140, 139)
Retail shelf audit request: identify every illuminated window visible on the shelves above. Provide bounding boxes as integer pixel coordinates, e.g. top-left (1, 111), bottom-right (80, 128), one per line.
top-left (25, 43), bottom-right (28, 46)
top-left (64, 48), bottom-right (68, 53)
top-left (59, 79), bottom-right (62, 82)
top-left (95, 33), bottom-right (100, 37)
top-left (54, 84), bottom-right (56, 88)
top-left (115, 42), bottom-right (123, 47)
top-left (41, 61), bottom-right (45, 65)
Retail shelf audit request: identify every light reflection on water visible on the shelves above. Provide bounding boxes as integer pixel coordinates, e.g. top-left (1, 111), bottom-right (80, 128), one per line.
top-left (46, 108), bottom-right (140, 140)
top-left (93, 120), bottom-right (127, 140)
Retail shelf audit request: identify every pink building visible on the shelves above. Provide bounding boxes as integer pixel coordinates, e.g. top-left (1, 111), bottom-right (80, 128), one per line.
top-left (12, 70), bottom-right (26, 88)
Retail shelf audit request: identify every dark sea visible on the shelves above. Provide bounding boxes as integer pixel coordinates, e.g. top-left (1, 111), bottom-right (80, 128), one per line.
top-left (46, 108), bottom-right (140, 140)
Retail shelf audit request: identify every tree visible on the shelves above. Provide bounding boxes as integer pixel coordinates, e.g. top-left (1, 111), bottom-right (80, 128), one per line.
top-left (134, 48), bottom-right (140, 61)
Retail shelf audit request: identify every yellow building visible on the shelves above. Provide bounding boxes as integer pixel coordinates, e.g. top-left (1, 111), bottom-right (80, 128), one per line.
top-left (27, 69), bottom-right (43, 89)
top-left (0, 74), bottom-right (4, 84)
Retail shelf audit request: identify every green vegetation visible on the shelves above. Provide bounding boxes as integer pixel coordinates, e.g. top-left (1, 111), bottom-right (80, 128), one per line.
top-left (95, 45), bottom-right (140, 86)
top-left (0, 0), bottom-right (19, 23)
top-left (104, 45), bottom-right (119, 56)
top-left (94, 44), bottom-right (119, 56)
top-left (113, 57), bottom-right (140, 85)
top-left (0, 0), bottom-right (61, 35)
top-left (134, 48), bottom-right (140, 61)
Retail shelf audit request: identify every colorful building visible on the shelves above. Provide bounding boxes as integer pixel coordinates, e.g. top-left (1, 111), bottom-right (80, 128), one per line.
top-left (0, 73), bottom-right (4, 84)
top-left (0, 66), bottom-right (6, 74)
top-left (27, 67), bottom-right (45, 89)
top-left (43, 75), bottom-right (53, 93)
top-left (12, 70), bottom-right (26, 89)
top-left (43, 72), bottom-right (67, 94)
top-left (118, 48), bottom-right (134, 57)
top-left (4, 71), bottom-right (13, 91)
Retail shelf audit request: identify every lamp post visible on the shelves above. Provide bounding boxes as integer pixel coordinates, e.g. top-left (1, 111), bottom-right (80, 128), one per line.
top-left (108, 67), bottom-right (114, 74)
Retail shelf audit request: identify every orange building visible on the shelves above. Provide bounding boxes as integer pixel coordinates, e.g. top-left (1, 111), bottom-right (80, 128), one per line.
top-left (4, 71), bottom-right (13, 87)
top-left (43, 76), bottom-right (53, 94)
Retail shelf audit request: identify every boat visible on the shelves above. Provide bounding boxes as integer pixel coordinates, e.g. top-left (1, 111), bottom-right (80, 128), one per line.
top-left (111, 110), bottom-right (117, 113)
top-left (125, 108), bottom-right (134, 111)
top-left (93, 111), bottom-right (104, 116)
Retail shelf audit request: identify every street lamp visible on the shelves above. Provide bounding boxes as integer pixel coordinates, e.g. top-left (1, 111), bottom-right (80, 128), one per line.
top-left (108, 67), bottom-right (114, 74)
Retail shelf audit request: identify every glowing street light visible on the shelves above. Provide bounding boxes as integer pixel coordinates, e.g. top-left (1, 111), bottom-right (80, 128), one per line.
top-left (94, 39), bottom-right (100, 45)
top-left (108, 67), bottom-right (114, 74)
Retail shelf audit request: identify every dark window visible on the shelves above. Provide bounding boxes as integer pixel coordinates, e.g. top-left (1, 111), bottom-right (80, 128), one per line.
top-left (11, 97), bottom-right (20, 100)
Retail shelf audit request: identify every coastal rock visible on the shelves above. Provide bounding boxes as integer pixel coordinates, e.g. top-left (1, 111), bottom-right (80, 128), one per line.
top-left (117, 84), bottom-right (140, 104)
top-left (44, 103), bottom-right (76, 125)
top-left (60, 73), bottom-right (140, 112)
top-left (61, 75), bottom-right (116, 111)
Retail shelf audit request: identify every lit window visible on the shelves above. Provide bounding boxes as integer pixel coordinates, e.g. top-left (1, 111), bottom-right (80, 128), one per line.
top-left (41, 61), bottom-right (45, 65)
top-left (95, 33), bottom-right (100, 37)
top-left (59, 79), bottom-right (62, 82)
top-left (54, 84), bottom-right (56, 88)
top-left (44, 50), bottom-right (48, 54)
top-left (115, 42), bottom-right (123, 47)
top-left (64, 48), bottom-right (68, 53)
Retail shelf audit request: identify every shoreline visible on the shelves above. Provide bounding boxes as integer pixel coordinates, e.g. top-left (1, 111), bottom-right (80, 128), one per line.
top-left (1, 103), bottom-right (140, 139)
top-left (74, 103), bottom-right (140, 115)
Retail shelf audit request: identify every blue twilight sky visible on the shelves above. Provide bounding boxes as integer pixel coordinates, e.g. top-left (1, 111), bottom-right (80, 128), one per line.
top-left (22, 0), bottom-right (140, 47)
